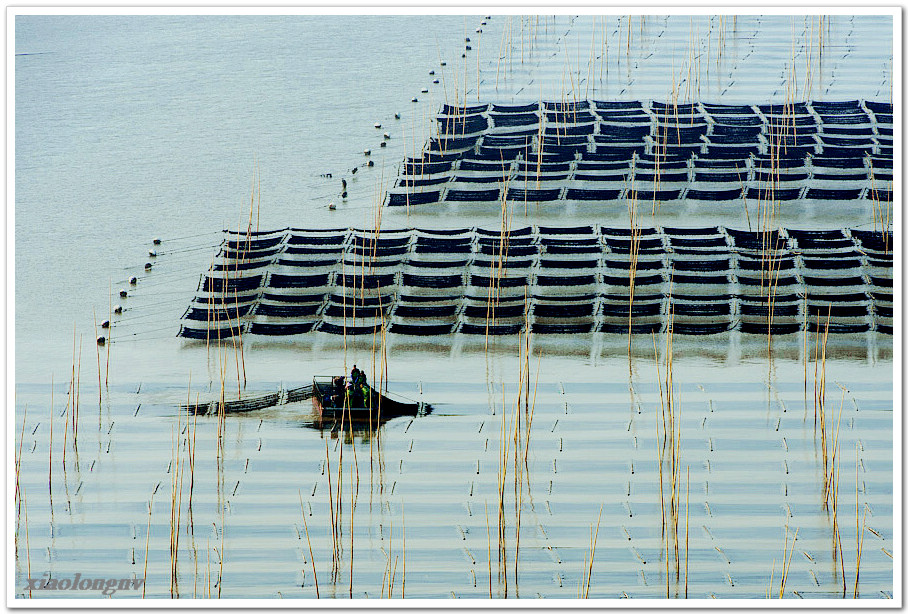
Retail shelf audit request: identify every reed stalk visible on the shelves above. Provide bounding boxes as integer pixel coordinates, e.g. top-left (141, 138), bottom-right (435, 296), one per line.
top-left (48, 381), bottom-right (54, 507)
top-left (75, 334), bottom-right (82, 450)
top-left (486, 501), bottom-right (493, 598)
top-left (23, 484), bottom-right (31, 597)
top-left (14, 403), bottom-right (27, 558)
top-left (94, 312), bottom-right (102, 413)
top-left (853, 498), bottom-right (867, 597)
top-left (685, 466), bottom-right (690, 598)
top-left (777, 524), bottom-right (799, 598)
top-left (143, 492), bottom-right (154, 598)
top-left (298, 490), bottom-right (319, 598)
top-left (581, 504), bottom-right (603, 598)
top-left (106, 280), bottom-right (111, 385)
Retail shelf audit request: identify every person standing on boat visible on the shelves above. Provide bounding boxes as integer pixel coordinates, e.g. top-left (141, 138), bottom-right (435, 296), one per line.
top-left (360, 380), bottom-right (371, 408)
top-left (351, 365), bottom-right (364, 386)
top-left (331, 376), bottom-right (344, 408)
top-left (344, 377), bottom-right (354, 408)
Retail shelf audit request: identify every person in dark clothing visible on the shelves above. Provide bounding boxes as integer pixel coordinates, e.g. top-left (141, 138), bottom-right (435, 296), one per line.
top-left (351, 365), bottom-right (364, 386)
top-left (331, 376), bottom-right (344, 407)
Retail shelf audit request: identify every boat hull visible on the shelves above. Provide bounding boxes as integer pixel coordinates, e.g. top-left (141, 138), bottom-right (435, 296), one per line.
top-left (312, 377), bottom-right (420, 421)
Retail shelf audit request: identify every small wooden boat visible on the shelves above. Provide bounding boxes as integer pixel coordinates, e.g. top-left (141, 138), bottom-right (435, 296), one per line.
top-left (312, 375), bottom-right (423, 420)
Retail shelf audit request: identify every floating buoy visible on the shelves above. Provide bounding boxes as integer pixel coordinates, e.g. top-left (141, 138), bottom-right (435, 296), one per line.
top-left (379, 142), bottom-right (386, 148)
top-left (411, 97), bottom-right (418, 102)
top-left (394, 112), bottom-right (401, 120)
top-left (465, 45), bottom-right (472, 51)
top-left (148, 250), bottom-right (157, 258)
top-left (152, 238), bottom-right (161, 245)
top-left (144, 262), bottom-right (152, 270)
top-left (433, 79), bottom-right (439, 84)
top-left (461, 53), bottom-right (466, 58)
top-left (351, 167), bottom-right (358, 174)
top-left (342, 178), bottom-right (347, 189)
top-left (374, 122), bottom-right (381, 128)
top-left (383, 132), bottom-right (390, 140)
top-left (367, 160), bottom-right (374, 167)
top-left (421, 88), bottom-right (428, 93)
top-left (129, 276), bottom-right (137, 285)
top-left (429, 70), bottom-right (435, 75)
top-left (342, 190), bottom-right (348, 198)
top-left (328, 202), bottom-right (336, 211)
top-left (101, 320), bottom-right (110, 329)
top-left (113, 305), bottom-right (123, 314)
top-left (119, 289), bottom-right (128, 298)
top-left (96, 336), bottom-right (106, 346)
top-left (363, 149), bottom-right (371, 156)
top-left (465, 37), bottom-right (471, 42)
top-left (440, 61), bottom-right (446, 66)
top-left (476, 28), bottom-right (482, 33)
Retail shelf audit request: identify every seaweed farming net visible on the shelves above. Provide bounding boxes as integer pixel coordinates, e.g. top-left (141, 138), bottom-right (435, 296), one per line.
top-left (177, 226), bottom-right (892, 339)
top-left (386, 99), bottom-right (893, 209)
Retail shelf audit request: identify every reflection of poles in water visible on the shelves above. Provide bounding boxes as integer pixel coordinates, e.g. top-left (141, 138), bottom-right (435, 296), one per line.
top-left (324, 435), bottom-right (338, 581)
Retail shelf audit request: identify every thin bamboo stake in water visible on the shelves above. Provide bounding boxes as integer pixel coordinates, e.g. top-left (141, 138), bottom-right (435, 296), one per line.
top-left (143, 492), bottom-right (154, 598)
top-left (298, 490), bottom-right (319, 598)
top-left (23, 484), bottom-right (31, 598)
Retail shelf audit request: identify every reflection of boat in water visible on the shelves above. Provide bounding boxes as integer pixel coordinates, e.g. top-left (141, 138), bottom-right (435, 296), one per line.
top-left (311, 375), bottom-right (428, 420)
top-left (305, 402), bottom-right (432, 440)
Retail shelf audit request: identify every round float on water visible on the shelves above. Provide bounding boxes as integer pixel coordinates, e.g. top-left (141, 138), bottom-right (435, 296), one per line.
top-left (328, 202), bottom-right (336, 210)
top-left (411, 97), bottom-right (418, 102)
top-left (119, 289), bottom-right (128, 298)
top-left (113, 305), bottom-right (123, 314)
top-left (363, 149), bottom-right (371, 156)
top-left (394, 112), bottom-right (401, 119)
top-left (152, 238), bottom-right (161, 245)
top-left (148, 250), bottom-right (157, 257)
top-left (101, 320), bottom-right (110, 329)
top-left (374, 123), bottom-right (381, 128)
top-left (129, 276), bottom-right (137, 285)
top-left (383, 132), bottom-right (390, 140)
top-left (96, 336), bottom-right (106, 346)
top-left (342, 190), bottom-right (348, 197)
top-left (380, 142), bottom-right (386, 148)
top-left (144, 262), bottom-right (152, 270)
top-left (367, 160), bottom-right (374, 167)
top-left (421, 88), bottom-right (428, 93)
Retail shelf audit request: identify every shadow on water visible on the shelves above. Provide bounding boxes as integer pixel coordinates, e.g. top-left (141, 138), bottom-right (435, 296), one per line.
top-left (299, 403), bottom-right (433, 441)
